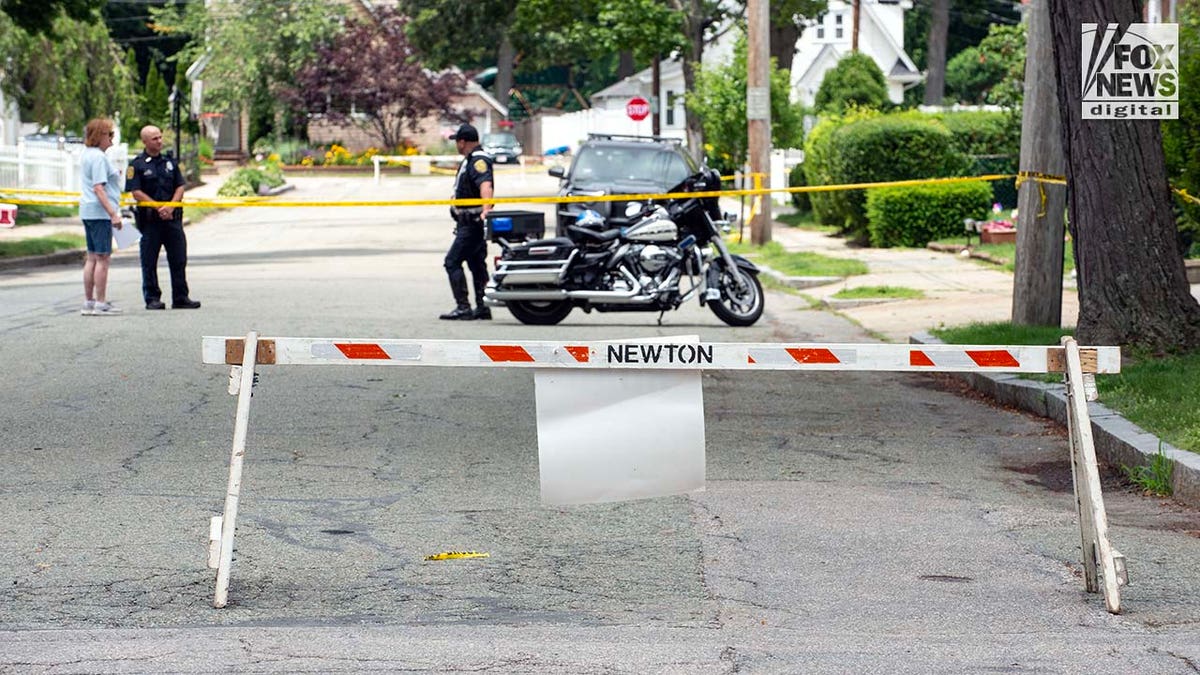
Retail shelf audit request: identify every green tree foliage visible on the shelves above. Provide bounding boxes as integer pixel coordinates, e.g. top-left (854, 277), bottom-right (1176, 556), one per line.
top-left (689, 35), bottom-right (804, 175)
top-left (143, 60), bottom-right (169, 126)
top-left (904, 0), bottom-right (1021, 72)
top-left (1163, 0), bottom-right (1200, 253)
top-left (945, 24), bottom-right (1025, 106)
top-left (151, 0), bottom-right (347, 131)
top-left (814, 53), bottom-right (889, 114)
top-left (288, 9), bottom-right (466, 149)
top-left (762, 0), bottom-right (827, 72)
top-left (0, 12), bottom-right (138, 132)
top-left (120, 48), bottom-right (144, 141)
top-left (0, 0), bottom-right (101, 35)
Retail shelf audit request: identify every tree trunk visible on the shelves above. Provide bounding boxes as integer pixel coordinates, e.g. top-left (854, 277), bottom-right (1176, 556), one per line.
top-left (495, 34), bottom-right (516, 116)
top-left (1012, 0), bottom-right (1066, 327)
top-left (679, 0), bottom-right (708, 163)
top-left (1048, 0), bottom-right (1200, 352)
top-left (617, 51), bottom-right (636, 80)
top-left (923, 0), bottom-right (950, 105)
top-left (770, 21), bottom-right (800, 73)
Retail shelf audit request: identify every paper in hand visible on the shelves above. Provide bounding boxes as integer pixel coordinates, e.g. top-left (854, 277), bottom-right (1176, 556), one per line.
top-left (112, 218), bottom-right (141, 250)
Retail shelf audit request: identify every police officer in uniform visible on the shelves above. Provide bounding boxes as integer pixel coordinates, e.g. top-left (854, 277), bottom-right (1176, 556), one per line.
top-left (127, 125), bottom-right (200, 310)
top-left (440, 123), bottom-right (493, 320)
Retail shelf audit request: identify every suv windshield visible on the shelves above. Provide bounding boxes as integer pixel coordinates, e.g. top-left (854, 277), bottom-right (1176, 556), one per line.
top-left (484, 133), bottom-right (518, 147)
top-left (570, 145), bottom-right (694, 188)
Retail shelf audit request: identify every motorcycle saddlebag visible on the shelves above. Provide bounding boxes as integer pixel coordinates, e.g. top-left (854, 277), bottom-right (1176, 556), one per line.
top-left (494, 238), bottom-right (575, 285)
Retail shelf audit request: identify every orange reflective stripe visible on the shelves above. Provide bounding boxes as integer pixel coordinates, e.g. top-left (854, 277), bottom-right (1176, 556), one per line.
top-left (967, 350), bottom-right (1020, 368)
top-left (565, 346), bottom-right (590, 362)
top-left (335, 343), bottom-right (390, 359)
top-left (481, 345), bottom-right (535, 362)
top-left (786, 348), bottom-right (840, 364)
top-left (910, 350), bottom-right (936, 367)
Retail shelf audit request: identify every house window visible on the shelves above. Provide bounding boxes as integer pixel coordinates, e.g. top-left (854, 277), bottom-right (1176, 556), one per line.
top-left (835, 14), bottom-right (844, 40)
top-left (666, 91), bottom-right (677, 126)
top-left (816, 18), bottom-right (825, 40)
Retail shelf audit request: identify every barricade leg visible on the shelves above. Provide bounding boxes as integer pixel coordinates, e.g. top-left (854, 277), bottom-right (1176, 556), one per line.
top-left (1062, 337), bottom-right (1123, 614)
top-left (213, 330), bottom-right (260, 608)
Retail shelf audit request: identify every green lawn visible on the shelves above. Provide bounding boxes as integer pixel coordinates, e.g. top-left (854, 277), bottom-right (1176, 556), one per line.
top-left (729, 241), bottom-right (868, 277)
top-left (932, 321), bottom-right (1199, 454)
top-left (11, 204), bottom-right (78, 225)
top-left (832, 285), bottom-right (924, 300)
top-left (775, 211), bottom-right (839, 233)
top-left (0, 234), bottom-right (86, 258)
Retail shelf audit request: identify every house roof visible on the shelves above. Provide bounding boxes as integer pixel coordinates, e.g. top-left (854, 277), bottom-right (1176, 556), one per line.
top-left (860, 1), bottom-right (920, 75)
top-left (797, 42), bottom-right (843, 86)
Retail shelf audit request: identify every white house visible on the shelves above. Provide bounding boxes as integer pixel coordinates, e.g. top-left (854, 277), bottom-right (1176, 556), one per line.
top-left (792, 0), bottom-right (922, 106)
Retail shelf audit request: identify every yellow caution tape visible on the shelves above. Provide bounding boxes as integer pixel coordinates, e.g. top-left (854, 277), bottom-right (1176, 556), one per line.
top-left (1014, 171), bottom-right (1067, 217)
top-left (1175, 187), bottom-right (1200, 206)
top-left (424, 550), bottom-right (490, 561)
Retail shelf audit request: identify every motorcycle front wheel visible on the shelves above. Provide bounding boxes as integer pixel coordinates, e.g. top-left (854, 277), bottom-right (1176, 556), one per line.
top-left (506, 300), bottom-right (574, 325)
top-left (708, 265), bottom-right (764, 327)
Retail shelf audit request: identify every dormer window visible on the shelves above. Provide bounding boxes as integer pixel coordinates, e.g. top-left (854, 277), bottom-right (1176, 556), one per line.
top-left (835, 14), bottom-right (844, 40)
top-left (817, 15), bottom-right (825, 40)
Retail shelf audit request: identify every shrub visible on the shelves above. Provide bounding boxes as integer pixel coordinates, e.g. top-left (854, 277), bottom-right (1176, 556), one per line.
top-left (827, 114), bottom-right (971, 240)
top-left (217, 168), bottom-right (265, 197)
top-left (788, 163), bottom-right (811, 213)
top-left (803, 107), bottom-right (881, 228)
top-left (866, 180), bottom-right (993, 247)
top-left (814, 52), bottom-right (889, 114)
top-left (933, 110), bottom-right (1019, 207)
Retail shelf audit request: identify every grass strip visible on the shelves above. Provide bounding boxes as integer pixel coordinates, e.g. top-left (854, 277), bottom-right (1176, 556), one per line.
top-left (932, 321), bottom-right (1198, 454)
top-left (832, 285), bottom-right (924, 300)
top-left (0, 234), bottom-right (85, 258)
top-left (729, 240), bottom-right (868, 277)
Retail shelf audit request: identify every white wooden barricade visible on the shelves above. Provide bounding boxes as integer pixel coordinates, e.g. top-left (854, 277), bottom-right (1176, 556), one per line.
top-left (201, 334), bottom-right (1127, 612)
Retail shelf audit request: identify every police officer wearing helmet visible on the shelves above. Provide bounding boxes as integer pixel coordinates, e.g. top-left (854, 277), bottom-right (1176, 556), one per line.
top-left (440, 123), bottom-right (493, 320)
top-left (127, 125), bottom-right (200, 310)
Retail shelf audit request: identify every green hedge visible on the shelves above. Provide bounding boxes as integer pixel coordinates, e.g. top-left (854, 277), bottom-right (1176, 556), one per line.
top-left (788, 163), bottom-right (810, 213)
top-left (803, 108), bottom-right (882, 229)
top-left (866, 180), bottom-right (993, 248)
top-left (827, 115), bottom-right (970, 240)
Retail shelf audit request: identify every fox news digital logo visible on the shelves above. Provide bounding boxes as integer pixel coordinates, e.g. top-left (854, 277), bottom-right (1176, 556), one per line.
top-left (1082, 23), bottom-right (1178, 120)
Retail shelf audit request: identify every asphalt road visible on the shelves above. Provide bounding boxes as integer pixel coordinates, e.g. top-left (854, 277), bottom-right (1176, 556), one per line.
top-left (1, 172), bottom-right (1199, 673)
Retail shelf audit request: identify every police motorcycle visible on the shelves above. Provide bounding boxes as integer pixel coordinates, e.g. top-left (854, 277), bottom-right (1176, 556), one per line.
top-left (483, 168), bottom-right (764, 326)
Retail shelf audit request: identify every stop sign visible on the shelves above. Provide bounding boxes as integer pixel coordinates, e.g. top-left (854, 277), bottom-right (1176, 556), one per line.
top-left (626, 96), bottom-right (651, 121)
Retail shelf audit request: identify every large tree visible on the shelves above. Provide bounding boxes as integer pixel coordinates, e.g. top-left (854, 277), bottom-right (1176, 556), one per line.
top-left (403, 0), bottom-right (517, 104)
top-left (1047, 0), bottom-right (1200, 352)
top-left (0, 11), bottom-right (138, 132)
top-left (289, 9), bottom-right (466, 149)
top-left (151, 0), bottom-right (346, 134)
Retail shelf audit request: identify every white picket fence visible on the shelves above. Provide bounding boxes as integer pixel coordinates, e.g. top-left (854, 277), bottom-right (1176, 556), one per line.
top-left (0, 141), bottom-right (129, 194)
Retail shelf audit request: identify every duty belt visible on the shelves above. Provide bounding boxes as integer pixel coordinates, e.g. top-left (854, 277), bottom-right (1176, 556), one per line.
top-left (452, 206), bottom-right (483, 216)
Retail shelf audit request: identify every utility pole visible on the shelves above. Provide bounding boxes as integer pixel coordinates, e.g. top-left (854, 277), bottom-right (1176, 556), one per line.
top-left (851, 0), bottom-right (861, 52)
top-left (652, 56), bottom-right (662, 136)
top-left (747, 0), bottom-right (772, 245)
top-left (1011, 0), bottom-right (1066, 326)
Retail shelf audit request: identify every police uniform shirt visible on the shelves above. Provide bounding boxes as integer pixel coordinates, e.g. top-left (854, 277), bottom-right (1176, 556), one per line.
top-left (126, 152), bottom-right (185, 224)
top-left (453, 149), bottom-right (494, 203)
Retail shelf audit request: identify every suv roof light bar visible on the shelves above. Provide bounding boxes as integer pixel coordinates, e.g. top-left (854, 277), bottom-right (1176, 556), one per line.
top-left (586, 133), bottom-right (684, 145)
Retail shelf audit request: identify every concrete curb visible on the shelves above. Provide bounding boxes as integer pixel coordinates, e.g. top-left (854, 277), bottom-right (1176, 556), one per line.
top-left (755, 263), bottom-right (842, 290)
top-left (0, 249), bottom-right (85, 272)
top-left (911, 331), bottom-right (1200, 507)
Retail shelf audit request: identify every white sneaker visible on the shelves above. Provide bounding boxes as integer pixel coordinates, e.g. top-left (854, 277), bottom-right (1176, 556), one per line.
top-left (81, 300), bottom-right (95, 316)
top-left (91, 301), bottom-right (122, 315)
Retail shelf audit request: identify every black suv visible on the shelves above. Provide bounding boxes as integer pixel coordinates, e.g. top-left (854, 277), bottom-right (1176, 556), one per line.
top-left (548, 133), bottom-right (698, 237)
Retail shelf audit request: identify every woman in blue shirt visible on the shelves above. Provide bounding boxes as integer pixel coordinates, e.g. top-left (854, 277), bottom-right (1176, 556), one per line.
top-left (79, 117), bottom-right (126, 316)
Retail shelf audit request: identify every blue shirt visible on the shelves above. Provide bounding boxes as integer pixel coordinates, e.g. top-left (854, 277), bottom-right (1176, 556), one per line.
top-left (79, 147), bottom-right (122, 220)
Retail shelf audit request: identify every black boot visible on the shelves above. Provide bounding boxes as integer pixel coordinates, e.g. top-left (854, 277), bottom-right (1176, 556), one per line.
top-left (473, 306), bottom-right (492, 320)
top-left (439, 306), bottom-right (476, 320)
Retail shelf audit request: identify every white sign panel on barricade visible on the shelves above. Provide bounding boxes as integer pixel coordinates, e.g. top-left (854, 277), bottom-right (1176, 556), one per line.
top-left (534, 368), bottom-right (705, 505)
top-left (534, 335), bottom-right (705, 505)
